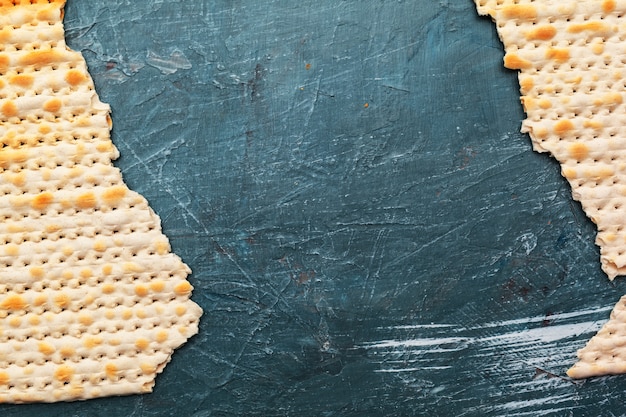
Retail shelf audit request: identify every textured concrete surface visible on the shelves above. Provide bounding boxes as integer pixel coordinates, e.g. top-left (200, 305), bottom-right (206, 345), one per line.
top-left (3, 0), bottom-right (626, 415)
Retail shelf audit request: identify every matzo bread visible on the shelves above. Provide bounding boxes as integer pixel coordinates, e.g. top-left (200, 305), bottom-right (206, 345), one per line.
top-left (476, 0), bottom-right (626, 280)
top-left (567, 295), bottom-right (626, 378)
top-left (0, 0), bottom-right (202, 401)
top-left (473, 0), bottom-right (626, 378)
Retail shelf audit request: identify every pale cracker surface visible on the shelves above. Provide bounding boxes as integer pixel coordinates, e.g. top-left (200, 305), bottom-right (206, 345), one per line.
top-left (473, 0), bottom-right (626, 378)
top-left (0, 0), bottom-right (202, 401)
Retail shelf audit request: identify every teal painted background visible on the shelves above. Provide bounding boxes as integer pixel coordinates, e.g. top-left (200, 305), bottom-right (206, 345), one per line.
top-left (2, 0), bottom-right (626, 415)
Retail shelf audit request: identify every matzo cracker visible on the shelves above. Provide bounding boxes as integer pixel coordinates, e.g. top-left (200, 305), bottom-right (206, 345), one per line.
top-left (0, 0), bottom-right (202, 401)
top-left (474, 0), bottom-right (626, 378)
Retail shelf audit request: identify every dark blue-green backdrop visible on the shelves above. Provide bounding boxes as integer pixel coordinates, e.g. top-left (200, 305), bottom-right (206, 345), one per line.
top-left (3, 1), bottom-right (625, 416)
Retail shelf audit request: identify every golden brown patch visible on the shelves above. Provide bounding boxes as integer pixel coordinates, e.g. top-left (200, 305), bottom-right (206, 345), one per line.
top-left (31, 192), bottom-right (54, 211)
top-left (33, 294), bottom-right (48, 307)
top-left (155, 240), bottom-right (169, 255)
top-left (554, 120), bottom-right (575, 135)
top-left (520, 76), bottom-right (534, 93)
top-left (568, 21), bottom-right (610, 34)
top-left (75, 192), bottom-right (97, 209)
top-left (36, 7), bottom-right (58, 22)
top-left (4, 244), bottom-right (18, 257)
top-left (569, 143), bottom-right (590, 162)
top-left (105, 363), bottom-right (117, 379)
top-left (83, 336), bottom-right (102, 349)
top-left (546, 48), bottom-right (570, 63)
top-left (604, 92), bottom-right (623, 106)
top-left (78, 313), bottom-right (93, 326)
top-left (140, 363), bottom-right (156, 374)
top-left (1, 101), bottom-right (18, 118)
top-left (29, 267), bottom-right (45, 279)
top-left (65, 69), bottom-right (87, 86)
top-left (175, 305), bottom-right (187, 316)
top-left (123, 262), bottom-right (143, 273)
top-left (502, 4), bottom-right (537, 20)
top-left (45, 224), bottom-right (61, 234)
top-left (43, 98), bottom-right (62, 113)
top-left (603, 0), bottom-right (617, 13)
top-left (0, 27), bottom-right (11, 44)
top-left (592, 43), bottom-right (605, 55)
top-left (174, 281), bottom-right (192, 296)
top-left (155, 330), bottom-right (168, 343)
top-left (38, 123), bottom-right (52, 134)
top-left (122, 309), bottom-right (133, 320)
top-left (0, 294), bottom-right (27, 311)
top-left (8, 172), bottom-right (26, 187)
top-left (0, 55), bottom-right (9, 74)
top-left (525, 25), bottom-right (557, 41)
top-left (583, 119), bottom-right (603, 130)
top-left (135, 338), bottom-right (149, 351)
top-left (54, 365), bottom-right (74, 383)
top-left (96, 141), bottom-right (112, 153)
top-left (538, 99), bottom-right (552, 109)
top-left (59, 346), bottom-right (75, 359)
top-left (504, 53), bottom-right (532, 70)
top-left (53, 293), bottom-right (71, 309)
top-left (38, 342), bottom-right (56, 356)
top-left (562, 168), bottom-right (577, 180)
top-left (20, 50), bottom-right (63, 68)
top-left (134, 284), bottom-right (149, 297)
top-left (101, 185), bottom-right (127, 205)
top-left (521, 97), bottom-right (536, 111)
top-left (9, 74), bottom-right (34, 88)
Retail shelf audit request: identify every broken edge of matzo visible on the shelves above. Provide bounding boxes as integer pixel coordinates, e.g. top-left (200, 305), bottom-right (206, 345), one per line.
top-left (473, 0), bottom-right (626, 378)
top-left (0, 0), bottom-right (202, 402)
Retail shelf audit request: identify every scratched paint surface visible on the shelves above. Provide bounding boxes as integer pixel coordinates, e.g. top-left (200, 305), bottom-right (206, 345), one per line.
top-left (2, 0), bottom-right (626, 415)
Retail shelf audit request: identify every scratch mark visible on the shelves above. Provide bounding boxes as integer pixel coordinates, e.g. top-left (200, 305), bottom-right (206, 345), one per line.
top-left (120, 141), bottom-right (257, 288)
top-left (301, 75), bottom-right (322, 139)
top-left (146, 48), bottom-right (192, 75)
top-left (363, 41), bottom-right (421, 62)
top-left (386, 221), bottom-right (468, 269)
top-left (215, 274), bottom-right (292, 388)
top-left (120, 136), bottom-right (186, 174)
top-left (362, 228), bottom-right (388, 303)
top-left (382, 84), bottom-right (411, 93)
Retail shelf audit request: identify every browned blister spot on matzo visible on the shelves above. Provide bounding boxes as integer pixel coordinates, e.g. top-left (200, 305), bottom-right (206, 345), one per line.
top-left (0, 0), bottom-right (202, 403)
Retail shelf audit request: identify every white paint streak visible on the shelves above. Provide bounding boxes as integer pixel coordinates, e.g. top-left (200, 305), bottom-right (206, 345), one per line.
top-left (496, 393), bottom-right (575, 411)
top-left (364, 337), bottom-right (469, 349)
top-left (361, 305), bottom-right (611, 381)
top-left (385, 323), bottom-right (456, 330)
top-left (481, 321), bottom-right (603, 344)
top-left (477, 304), bottom-right (612, 330)
top-left (374, 366), bottom-right (452, 373)
top-left (385, 304), bottom-right (612, 332)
